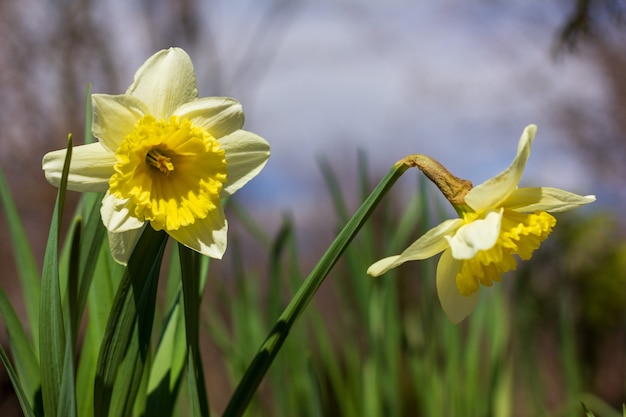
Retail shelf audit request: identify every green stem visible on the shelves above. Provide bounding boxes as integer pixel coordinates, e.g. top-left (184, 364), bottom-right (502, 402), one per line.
top-left (222, 161), bottom-right (412, 417)
top-left (179, 245), bottom-right (211, 417)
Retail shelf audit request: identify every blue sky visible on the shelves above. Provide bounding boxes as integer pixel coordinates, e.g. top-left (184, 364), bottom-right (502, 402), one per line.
top-left (94, 0), bottom-right (606, 217)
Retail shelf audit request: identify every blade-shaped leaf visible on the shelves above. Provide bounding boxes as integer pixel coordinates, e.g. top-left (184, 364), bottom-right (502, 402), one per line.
top-left (0, 165), bottom-right (40, 350)
top-left (39, 135), bottom-right (72, 417)
top-left (144, 242), bottom-right (212, 416)
top-left (83, 83), bottom-right (94, 144)
top-left (56, 217), bottom-right (83, 417)
top-left (223, 162), bottom-right (411, 417)
top-left (144, 290), bottom-right (186, 416)
top-left (179, 244), bottom-right (211, 417)
top-left (0, 344), bottom-right (36, 417)
top-left (0, 287), bottom-right (40, 410)
top-left (94, 226), bottom-right (168, 417)
top-left (76, 244), bottom-right (123, 417)
top-left (76, 192), bottom-right (106, 317)
top-left (106, 260), bottom-right (161, 417)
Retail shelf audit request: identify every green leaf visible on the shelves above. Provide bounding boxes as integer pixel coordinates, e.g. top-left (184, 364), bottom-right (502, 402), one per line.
top-left (94, 226), bottom-right (168, 417)
top-left (0, 165), bottom-right (41, 350)
top-left (179, 245), bottom-right (211, 417)
top-left (67, 218), bottom-right (82, 345)
top-left (223, 161), bottom-right (412, 417)
top-left (76, 244), bottom-right (123, 417)
top-left (83, 83), bottom-right (94, 144)
top-left (144, 290), bottom-right (186, 416)
top-left (39, 135), bottom-right (72, 417)
top-left (144, 242), bottom-right (211, 416)
top-left (75, 81), bottom-right (106, 319)
top-left (0, 344), bottom-right (36, 417)
top-left (582, 402), bottom-right (596, 417)
top-left (72, 196), bottom-right (110, 417)
top-left (56, 217), bottom-right (83, 417)
top-left (107, 330), bottom-right (152, 417)
top-left (76, 192), bottom-right (107, 318)
top-left (0, 287), bottom-right (40, 411)
top-left (268, 215), bottom-right (294, 322)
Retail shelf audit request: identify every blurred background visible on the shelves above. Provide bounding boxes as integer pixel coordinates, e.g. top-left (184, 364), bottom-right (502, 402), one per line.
top-left (1, 0), bottom-right (625, 415)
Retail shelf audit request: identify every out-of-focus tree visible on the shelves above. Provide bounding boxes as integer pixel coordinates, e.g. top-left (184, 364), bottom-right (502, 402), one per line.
top-left (555, 0), bottom-right (626, 206)
top-left (554, 0), bottom-right (626, 52)
top-left (560, 38), bottom-right (626, 205)
top-left (0, 0), bottom-right (118, 262)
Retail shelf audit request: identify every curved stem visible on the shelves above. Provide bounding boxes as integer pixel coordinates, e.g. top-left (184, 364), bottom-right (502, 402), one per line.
top-left (222, 161), bottom-right (411, 417)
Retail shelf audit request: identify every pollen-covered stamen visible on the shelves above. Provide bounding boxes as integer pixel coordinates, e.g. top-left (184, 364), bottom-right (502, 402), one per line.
top-left (146, 148), bottom-right (174, 175)
top-left (109, 114), bottom-right (227, 232)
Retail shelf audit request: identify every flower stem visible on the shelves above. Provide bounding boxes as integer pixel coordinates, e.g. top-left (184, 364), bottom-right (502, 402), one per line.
top-left (400, 154), bottom-right (472, 206)
top-left (222, 160), bottom-right (412, 417)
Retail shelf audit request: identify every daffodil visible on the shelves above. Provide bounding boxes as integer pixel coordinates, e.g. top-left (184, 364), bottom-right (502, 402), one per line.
top-left (367, 125), bottom-right (595, 323)
top-left (42, 47), bottom-right (270, 264)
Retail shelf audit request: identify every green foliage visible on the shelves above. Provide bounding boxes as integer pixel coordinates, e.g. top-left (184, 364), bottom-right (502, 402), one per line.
top-left (0, 344), bottom-right (36, 417)
top-left (0, 90), bottom-right (214, 417)
top-left (39, 135), bottom-right (73, 417)
top-left (179, 244), bottom-right (211, 417)
top-left (222, 154), bottom-right (411, 417)
top-left (1, 146), bottom-right (625, 417)
top-left (93, 226), bottom-right (168, 417)
top-left (208, 153), bottom-right (625, 417)
top-left (211, 155), bottom-right (514, 417)
top-left (0, 92), bottom-right (624, 417)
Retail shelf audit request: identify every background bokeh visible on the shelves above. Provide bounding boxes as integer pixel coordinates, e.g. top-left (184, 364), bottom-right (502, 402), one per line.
top-left (1, 0), bottom-right (625, 415)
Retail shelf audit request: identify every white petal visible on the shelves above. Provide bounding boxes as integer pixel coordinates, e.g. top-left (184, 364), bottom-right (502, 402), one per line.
top-left (107, 226), bottom-right (146, 265)
top-left (367, 218), bottom-right (464, 276)
top-left (100, 192), bottom-right (145, 233)
top-left (92, 94), bottom-right (149, 151)
top-left (503, 187), bottom-right (596, 213)
top-left (173, 97), bottom-right (244, 139)
top-left (465, 125), bottom-right (536, 212)
top-left (126, 48), bottom-right (198, 119)
top-left (446, 209), bottom-right (502, 260)
top-left (220, 130), bottom-right (271, 197)
top-left (42, 143), bottom-right (115, 192)
top-left (367, 255), bottom-right (402, 277)
top-left (167, 205), bottom-right (228, 259)
top-left (436, 249), bottom-right (479, 324)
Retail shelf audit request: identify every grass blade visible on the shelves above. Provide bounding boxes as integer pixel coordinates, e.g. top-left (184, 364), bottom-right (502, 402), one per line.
top-left (0, 344), bottom-right (36, 417)
top-left (179, 244), bottom-right (211, 417)
top-left (144, 290), bottom-right (186, 416)
top-left (267, 215), bottom-right (295, 322)
top-left (56, 217), bottom-right (83, 417)
top-left (144, 242), bottom-right (186, 416)
top-left (83, 83), bottom-right (94, 144)
top-left (76, 244), bottom-right (124, 417)
top-left (39, 135), bottom-right (72, 417)
top-left (76, 193), bottom-right (106, 318)
top-left (223, 160), bottom-right (412, 417)
top-left (0, 165), bottom-right (41, 350)
top-left (93, 226), bottom-right (168, 417)
top-left (144, 243), bottom-right (186, 415)
top-left (0, 286), bottom-right (40, 411)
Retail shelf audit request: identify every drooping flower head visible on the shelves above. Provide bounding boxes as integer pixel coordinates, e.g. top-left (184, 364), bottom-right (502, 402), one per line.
top-left (43, 48), bottom-right (270, 263)
top-left (368, 125), bottom-right (595, 323)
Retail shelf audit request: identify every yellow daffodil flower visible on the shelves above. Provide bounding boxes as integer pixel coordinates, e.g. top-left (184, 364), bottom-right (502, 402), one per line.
top-left (367, 125), bottom-right (595, 323)
top-left (42, 47), bottom-right (270, 264)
